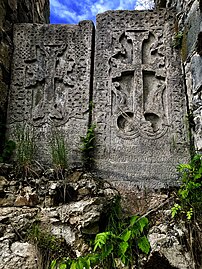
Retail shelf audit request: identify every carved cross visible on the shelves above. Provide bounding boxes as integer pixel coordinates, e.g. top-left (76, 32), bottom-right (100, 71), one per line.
top-left (25, 42), bottom-right (75, 126)
top-left (109, 30), bottom-right (168, 139)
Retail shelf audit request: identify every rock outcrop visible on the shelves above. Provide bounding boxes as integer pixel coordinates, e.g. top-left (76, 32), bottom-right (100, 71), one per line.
top-left (0, 166), bottom-right (119, 268)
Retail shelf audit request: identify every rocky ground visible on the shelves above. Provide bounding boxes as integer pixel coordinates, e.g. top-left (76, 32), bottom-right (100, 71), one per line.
top-left (0, 163), bottom-right (201, 269)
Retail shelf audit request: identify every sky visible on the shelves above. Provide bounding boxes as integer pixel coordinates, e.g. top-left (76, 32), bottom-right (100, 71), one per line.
top-left (50, 0), bottom-right (154, 24)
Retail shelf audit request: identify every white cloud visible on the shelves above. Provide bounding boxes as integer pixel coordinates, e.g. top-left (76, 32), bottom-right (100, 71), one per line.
top-left (90, 0), bottom-right (117, 16)
top-left (50, 0), bottom-right (155, 24)
top-left (117, 0), bottom-right (140, 10)
top-left (135, 0), bottom-right (154, 10)
top-left (51, 0), bottom-right (81, 23)
top-left (51, 0), bottom-right (67, 12)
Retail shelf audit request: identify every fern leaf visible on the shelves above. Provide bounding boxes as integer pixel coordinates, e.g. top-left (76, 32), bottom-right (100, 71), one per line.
top-left (121, 230), bottom-right (131, 242)
top-left (177, 164), bottom-right (192, 172)
top-left (70, 261), bottom-right (77, 269)
top-left (50, 260), bottom-right (57, 269)
top-left (137, 236), bottom-right (150, 254)
top-left (138, 217), bottom-right (149, 233)
top-left (94, 232), bottom-right (111, 251)
top-left (119, 241), bottom-right (129, 255)
top-left (102, 242), bottom-right (114, 259)
top-left (130, 215), bottom-right (139, 226)
top-left (88, 254), bottom-right (100, 267)
top-left (59, 263), bottom-right (67, 269)
top-left (78, 257), bottom-right (90, 269)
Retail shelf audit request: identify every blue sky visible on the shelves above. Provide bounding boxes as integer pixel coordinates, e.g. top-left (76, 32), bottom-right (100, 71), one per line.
top-left (50, 0), bottom-right (154, 24)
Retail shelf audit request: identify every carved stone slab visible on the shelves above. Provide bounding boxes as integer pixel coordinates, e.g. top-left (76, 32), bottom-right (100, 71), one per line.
top-left (7, 22), bottom-right (94, 166)
top-left (93, 10), bottom-right (190, 188)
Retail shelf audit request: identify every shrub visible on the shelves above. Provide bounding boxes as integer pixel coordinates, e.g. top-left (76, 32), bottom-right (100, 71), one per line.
top-left (172, 154), bottom-right (202, 220)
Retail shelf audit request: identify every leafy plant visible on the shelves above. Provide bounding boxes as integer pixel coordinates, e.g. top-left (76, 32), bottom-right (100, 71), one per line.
top-left (93, 215), bottom-right (150, 267)
top-left (50, 129), bottom-right (68, 171)
top-left (14, 124), bottom-right (36, 176)
top-left (51, 197), bottom-right (150, 269)
top-left (80, 124), bottom-right (96, 170)
top-left (172, 154), bottom-right (202, 220)
top-left (26, 223), bottom-right (69, 269)
top-left (173, 31), bottom-right (183, 49)
top-left (171, 203), bottom-right (182, 218)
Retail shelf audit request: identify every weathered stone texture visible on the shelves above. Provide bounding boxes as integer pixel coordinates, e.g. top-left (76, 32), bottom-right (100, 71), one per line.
top-left (0, 207), bottom-right (39, 269)
top-left (0, 241), bottom-right (38, 269)
top-left (155, 0), bottom-right (202, 151)
top-left (93, 10), bottom-right (190, 188)
top-left (0, 0), bottom-right (49, 152)
top-left (7, 22), bottom-right (94, 166)
top-left (0, 169), bottom-right (119, 268)
top-left (145, 215), bottom-right (195, 269)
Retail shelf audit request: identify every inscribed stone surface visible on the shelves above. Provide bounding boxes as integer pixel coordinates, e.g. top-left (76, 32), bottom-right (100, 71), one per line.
top-left (7, 22), bottom-right (94, 166)
top-left (93, 10), bottom-right (190, 188)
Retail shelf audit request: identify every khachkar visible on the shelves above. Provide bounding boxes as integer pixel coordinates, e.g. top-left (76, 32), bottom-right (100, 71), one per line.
top-left (93, 10), bottom-right (190, 188)
top-left (7, 22), bottom-right (94, 166)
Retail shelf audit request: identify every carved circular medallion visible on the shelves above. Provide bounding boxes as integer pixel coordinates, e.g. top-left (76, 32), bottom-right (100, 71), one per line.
top-left (116, 111), bottom-right (140, 139)
top-left (139, 112), bottom-right (168, 139)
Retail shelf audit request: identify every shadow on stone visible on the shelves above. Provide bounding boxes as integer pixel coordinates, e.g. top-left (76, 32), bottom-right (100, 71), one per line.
top-left (144, 252), bottom-right (178, 269)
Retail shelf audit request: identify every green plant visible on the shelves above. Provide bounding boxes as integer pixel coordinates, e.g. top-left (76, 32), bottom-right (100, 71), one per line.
top-left (89, 101), bottom-right (94, 112)
top-left (51, 198), bottom-right (150, 269)
top-left (26, 223), bottom-right (69, 269)
top-left (93, 215), bottom-right (150, 267)
top-left (171, 203), bottom-right (182, 218)
top-left (14, 124), bottom-right (36, 176)
top-left (50, 129), bottom-right (68, 171)
top-left (80, 124), bottom-right (96, 170)
top-left (173, 31), bottom-right (183, 49)
top-left (172, 154), bottom-right (202, 220)
top-left (0, 139), bottom-right (16, 163)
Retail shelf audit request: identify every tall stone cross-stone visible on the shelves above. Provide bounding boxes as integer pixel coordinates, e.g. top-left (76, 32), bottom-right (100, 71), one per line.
top-left (7, 22), bottom-right (94, 165)
top-left (93, 10), bottom-right (190, 188)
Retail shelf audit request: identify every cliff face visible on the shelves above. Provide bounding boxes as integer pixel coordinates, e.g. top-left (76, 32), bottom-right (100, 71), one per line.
top-left (155, 0), bottom-right (202, 152)
top-left (0, 0), bottom-right (49, 151)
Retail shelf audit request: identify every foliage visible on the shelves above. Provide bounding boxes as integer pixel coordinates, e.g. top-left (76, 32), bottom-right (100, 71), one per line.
top-left (171, 203), bottom-right (182, 218)
top-left (172, 154), bottom-right (202, 220)
top-left (50, 129), bottom-right (68, 171)
top-left (50, 198), bottom-right (150, 269)
top-left (93, 215), bottom-right (150, 266)
top-left (26, 223), bottom-right (68, 269)
top-left (14, 124), bottom-right (36, 176)
top-left (0, 139), bottom-right (16, 163)
top-left (80, 124), bottom-right (96, 170)
top-left (173, 31), bottom-right (183, 49)
top-left (89, 101), bottom-right (94, 113)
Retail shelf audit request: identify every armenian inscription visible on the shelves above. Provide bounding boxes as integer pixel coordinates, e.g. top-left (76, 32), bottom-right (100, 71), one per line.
top-left (93, 10), bottom-right (190, 187)
top-left (7, 22), bottom-right (94, 165)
